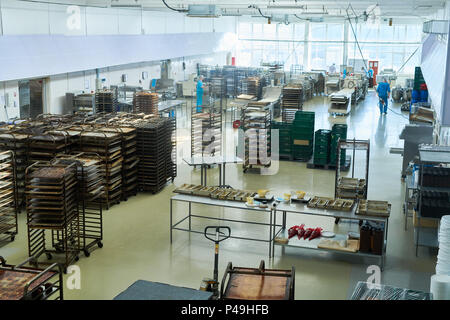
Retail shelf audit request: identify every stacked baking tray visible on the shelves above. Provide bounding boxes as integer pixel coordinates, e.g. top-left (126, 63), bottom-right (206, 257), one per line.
top-left (25, 162), bottom-right (80, 272)
top-left (165, 117), bottom-right (177, 182)
top-left (133, 91), bottom-right (159, 116)
top-left (0, 132), bottom-right (28, 206)
top-left (191, 108), bottom-right (222, 157)
top-left (336, 177), bottom-right (366, 199)
top-left (78, 131), bottom-right (123, 209)
top-left (242, 77), bottom-right (260, 97)
top-left (95, 90), bottom-right (117, 113)
top-left (282, 85), bottom-right (303, 123)
top-left (0, 151), bottom-right (18, 243)
top-left (53, 153), bottom-right (104, 256)
top-left (210, 77), bottom-right (226, 97)
top-left (27, 130), bottom-right (77, 164)
top-left (118, 127), bottom-right (139, 199)
top-left (136, 118), bottom-right (174, 193)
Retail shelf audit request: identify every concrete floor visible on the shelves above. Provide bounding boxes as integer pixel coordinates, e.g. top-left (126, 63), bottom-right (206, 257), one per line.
top-left (0, 90), bottom-right (437, 300)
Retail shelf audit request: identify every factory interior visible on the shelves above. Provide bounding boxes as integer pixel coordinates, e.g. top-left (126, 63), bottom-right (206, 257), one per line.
top-left (1, 0), bottom-right (450, 302)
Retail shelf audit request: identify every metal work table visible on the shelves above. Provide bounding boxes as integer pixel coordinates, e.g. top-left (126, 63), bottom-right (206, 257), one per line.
top-left (170, 194), bottom-right (282, 257)
top-left (271, 201), bottom-right (389, 270)
top-left (183, 156), bottom-right (243, 187)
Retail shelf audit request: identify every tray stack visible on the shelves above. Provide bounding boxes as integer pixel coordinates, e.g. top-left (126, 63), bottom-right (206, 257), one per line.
top-left (282, 84), bottom-right (303, 122)
top-left (0, 151), bottom-right (18, 243)
top-left (136, 118), bottom-right (174, 193)
top-left (242, 104), bottom-right (271, 172)
top-left (25, 162), bottom-right (80, 271)
top-left (133, 92), bottom-right (159, 116)
top-left (78, 131), bottom-right (123, 209)
top-left (95, 90), bottom-right (117, 113)
top-left (118, 127), bottom-right (139, 199)
top-left (242, 77), bottom-right (260, 97)
top-left (313, 129), bottom-right (331, 165)
top-left (27, 130), bottom-right (77, 164)
top-left (336, 177), bottom-right (367, 199)
top-left (0, 133), bottom-right (28, 206)
top-left (53, 153), bottom-right (105, 256)
top-left (165, 117), bottom-right (177, 182)
top-left (223, 66), bottom-right (236, 97)
top-left (291, 111), bottom-right (315, 161)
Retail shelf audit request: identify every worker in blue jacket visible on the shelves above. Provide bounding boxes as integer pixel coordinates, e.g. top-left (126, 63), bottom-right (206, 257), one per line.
top-left (196, 75), bottom-right (205, 113)
top-left (376, 77), bottom-right (391, 115)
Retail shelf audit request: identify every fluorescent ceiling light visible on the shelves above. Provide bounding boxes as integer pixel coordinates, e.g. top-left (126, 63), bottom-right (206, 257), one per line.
top-left (111, 4), bottom-right (142, 8)
top-left (266, 5), bottom-right (305, 9)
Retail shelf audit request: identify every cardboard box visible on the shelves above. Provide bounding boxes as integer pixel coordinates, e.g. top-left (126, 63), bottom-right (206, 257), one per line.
top-left (293, 139), bottom-right (310, 146)
top-left (413, 210), bottom-right (439, 228)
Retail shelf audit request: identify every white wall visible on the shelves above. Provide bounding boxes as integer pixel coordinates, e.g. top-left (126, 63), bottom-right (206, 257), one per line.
top-left (0, 0), bottom-right (237, 36)
top-left (0, 1), bottom-right (237, 120)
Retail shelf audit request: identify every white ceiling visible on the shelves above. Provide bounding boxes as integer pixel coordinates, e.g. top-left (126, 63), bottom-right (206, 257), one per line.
top-left (13, 0), bottom-right (449, 18)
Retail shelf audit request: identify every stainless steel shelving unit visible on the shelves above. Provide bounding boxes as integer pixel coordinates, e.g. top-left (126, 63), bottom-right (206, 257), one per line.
top-left (414, 144), bottom-right (450, 256)
top-left (272, 201), bottom-right (388, 270)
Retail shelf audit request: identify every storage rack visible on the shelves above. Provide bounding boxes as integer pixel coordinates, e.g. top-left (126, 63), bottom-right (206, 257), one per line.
top-left (78, 130), bottom-right (123, 209)
top-left (242, 77), bottom-right (261, 98)
top-left (53, 153), bottom-right (104, 257)
top-left (335, 139), bottom-right (370, 200)
top-left (415, 144), bottom-right (450, 256)
top-left (95, 90), bottom-right (117, 113)
top-left (25, 162), bottom-right (80, 273)
top-left (313, 129), bottom-right (331, 166)
top-left (136, 118), bottom-right (176, 193)
top-left (191, 100), bottom-right (222, 157)
top-left (118, 127), bottom-right (139, 199)
top-left (242, 103), bottom-right (271, 173)
top-left (291, 111), bottom-right (315, 161)
top-left (0, 151), bottom-right (18, 243)
top-left (0, 256), bottom-right (64, 300)
top-left (0, 132), bottom-right (28, 207)
top-left (281, 84), bottom-right (303, 123)
top-left (27, 130), bottom-right (76, 164)
top-left (223, 66), bottom-right (237, 97)
top-left (133, 91), bottom-right (159, 116)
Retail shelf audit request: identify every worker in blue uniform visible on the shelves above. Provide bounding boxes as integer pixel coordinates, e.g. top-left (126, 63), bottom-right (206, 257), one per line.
top-left (376, 77), bottom-right (391, 115)
top-left (196, 75), bottom-right (205, 113)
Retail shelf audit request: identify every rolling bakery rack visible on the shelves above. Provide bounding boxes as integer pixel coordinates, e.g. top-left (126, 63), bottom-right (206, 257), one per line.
top-left (241, 103), bottom-right (271, 173)
top-left (191, 99), bottom-right (222, 157)
top-left (281, 84), bottom-right (304, 123)
top-left (0, 151), bottom-right (18, 243)
top-left (78, 129), bottom-right (123, 209)
top-left (95, 89), bottom-right (117, 113)
top-left (25, 162), bottom-right (80, 273)
top-left (0, 132), bottom-right (28, 207)
top-left (53, 153), bottom-right (104, 257)
top-left (0, 256), bottom-right (63, 300)
top-left (133, 91), bottom-right (159, 116)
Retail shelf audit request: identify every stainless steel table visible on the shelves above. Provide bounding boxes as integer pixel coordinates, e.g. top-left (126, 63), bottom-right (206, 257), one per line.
top-left (182, 156), bottom-right (243, 187)
top-left (170, 194), bottom-right (282, 257)
top-left (158, 99), bottom-right (187, 117)
top-left (271, 201), bottom-right (389, 270)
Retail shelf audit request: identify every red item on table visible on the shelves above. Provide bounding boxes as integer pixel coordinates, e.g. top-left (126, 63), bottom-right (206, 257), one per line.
top-left (297, 225), bottom-right (306, 239)
top-left (288, 224), bottom-right (304, 239)
top-left (309, 227), bottom-right (323, 241)
top-left (303, 228), bottom-right (314, 240)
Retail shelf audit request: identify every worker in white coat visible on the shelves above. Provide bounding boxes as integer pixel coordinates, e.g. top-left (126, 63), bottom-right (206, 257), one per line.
top-left (329, 63), bottom-right (337, 74)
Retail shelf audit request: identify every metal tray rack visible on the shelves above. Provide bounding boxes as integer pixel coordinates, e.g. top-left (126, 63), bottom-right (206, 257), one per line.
top-left (95, 89), bottom-right (117, 113)
top-left (25, 162), bottom-right (80, 273)
top-left (133, 91), bottom-right (159, 116)
top-left (26, 130), bottom-right (75, 164)
top-left (242, 104), bottom-right (271, 173)
top-left (136, 118), bottom-right (175, 193)
top-left (0, 256), bottom-right (64, 300)
top-left (77, 130), bottom-right (123, 209)
top-left (191, 102), bottom-right (222, 157)
top-left (0, 132), bottom-right (28, 207)
top-left (166, 117), bottom-right (177, 182)
top-left (53, 153), bottom-right (104, 257)
top-left (281, 84), bottom-right (304, 123)
top-left (0, 151), bottom-right (18, 243)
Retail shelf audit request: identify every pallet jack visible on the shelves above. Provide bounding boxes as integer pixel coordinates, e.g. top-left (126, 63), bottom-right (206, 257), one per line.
top-left (200, 226), bottom-right (231, 299)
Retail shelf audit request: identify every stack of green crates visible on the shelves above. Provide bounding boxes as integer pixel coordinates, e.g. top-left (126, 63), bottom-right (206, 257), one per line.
top-left (272, 121), bottom-right (292, 157)
top-left (313, 129), bottom-right (331, 165)
top-left (413, 67), bottom-right (425, 91)
top-left (329, 124), bottom-right (347, 166)
top-left (291, 111), bottom-right (315, 160)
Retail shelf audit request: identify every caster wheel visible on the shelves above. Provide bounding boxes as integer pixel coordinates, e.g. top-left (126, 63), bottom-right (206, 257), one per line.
top-left (75, 256), bottom-right (79, 262)
top-left (63, 268), bottom-right (67, 274)
top-left (10, 236), bottom-right (15, 242)
top-left (334, 218), bottom-right (340, 224)
top-left (98, 242), bottom-right (103, 248)
top-left (84, 250), bottom-right (90, 257)
top-left (46, 253), bottom-right (53, 260)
